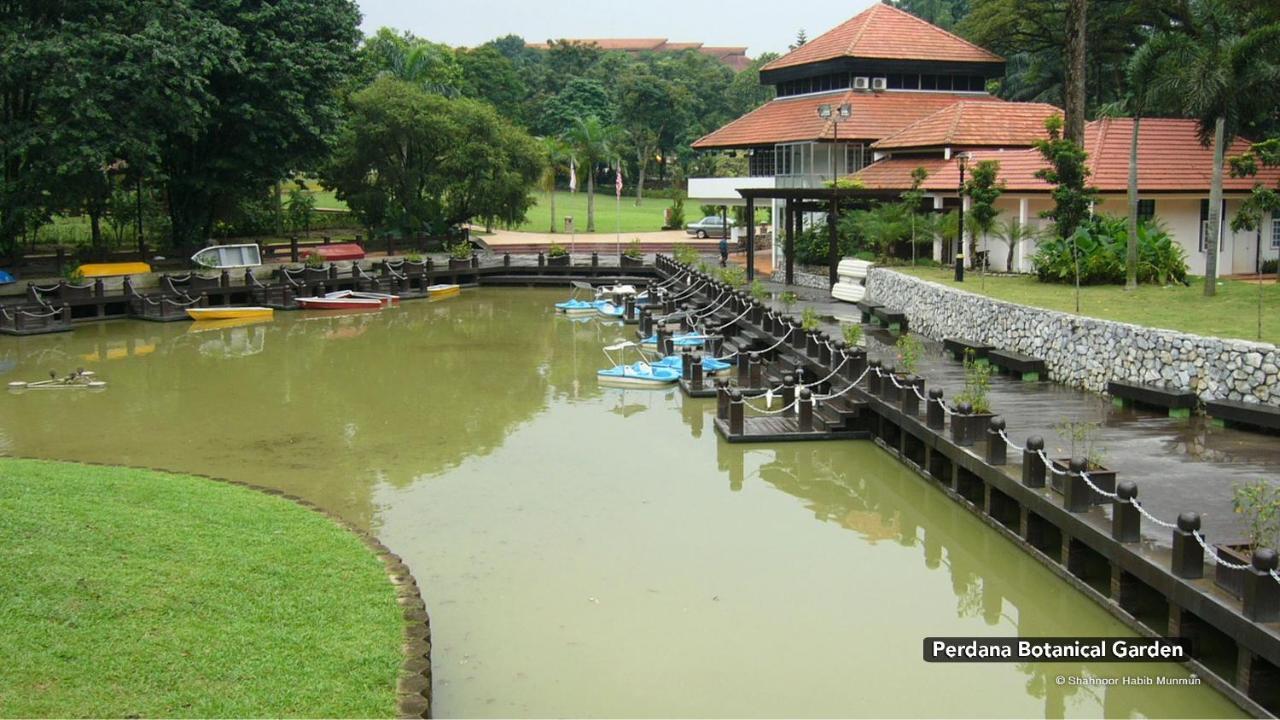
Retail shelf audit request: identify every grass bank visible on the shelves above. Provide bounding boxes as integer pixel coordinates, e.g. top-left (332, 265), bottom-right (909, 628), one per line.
top-left (0, 458), bottom-right (403, 718)
top-left (892, 266), bottom-right (1280, 345)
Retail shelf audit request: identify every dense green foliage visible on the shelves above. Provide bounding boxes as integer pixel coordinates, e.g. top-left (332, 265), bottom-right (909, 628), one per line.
top-left (1031, 215), bottom-right (1188, 285)
top-left (0, 459), bottom-right (402, 717)
top-left (323, 78), bottom-right (542, 236)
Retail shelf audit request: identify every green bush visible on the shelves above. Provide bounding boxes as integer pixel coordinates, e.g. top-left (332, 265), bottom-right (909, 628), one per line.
top-left (667, 196), bottom-right (686, 229)
top-left (1263, 259), bottom-right (1278, 274)
top-left (1032, 215), bottom-right (1188, 285)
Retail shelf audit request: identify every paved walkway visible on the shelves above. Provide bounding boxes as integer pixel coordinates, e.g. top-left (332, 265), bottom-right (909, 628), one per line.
top-left (729, 276), bottom-right (1276, 547)
top-left (479, 228), bottom-right (705, 248)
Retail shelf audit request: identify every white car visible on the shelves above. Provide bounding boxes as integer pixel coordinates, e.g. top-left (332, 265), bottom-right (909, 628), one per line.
top-left (685, 216), bottom-right (734, 239)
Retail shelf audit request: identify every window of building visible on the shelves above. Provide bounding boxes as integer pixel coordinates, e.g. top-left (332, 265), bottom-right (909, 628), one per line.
top-left (1272, 217), bottom-right (1280, 249)
top-left (1137, 199), bottom-right (1155, 223)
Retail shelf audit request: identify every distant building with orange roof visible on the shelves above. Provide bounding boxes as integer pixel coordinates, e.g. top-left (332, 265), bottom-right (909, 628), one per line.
top-left (525, 38), bottom-right (751, 71)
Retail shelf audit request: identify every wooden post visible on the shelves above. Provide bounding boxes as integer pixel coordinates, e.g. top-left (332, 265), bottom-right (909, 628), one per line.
top-left (1064, 457), bottom-right (1091, 512)
top-left (1243, 549), bottom-right (1280, 622)
top-left (867, 360), bottom-right (883, 396)
top-left (728, 390), bottom-right (744, 435)
top-left (749, 352), bottom-right (763, 389)
top-left (691, 353), bottom-right (704, 390)
top-left (717, 380), bottom-right (730, 420)
top-left (782, 374), bottom-right (797, 417)
top-left (745, 196), bottom-right (755, 281)
top-left (290, 235), bottom-right (300, 263)
top-left (903, 376), bottom-right (921, 417)
top-left (798, 388), bottom-right (814, 431)
top-left (737, 351), bottom-right (751, 387)
top-left (951, 402), bottom-right (972, 445)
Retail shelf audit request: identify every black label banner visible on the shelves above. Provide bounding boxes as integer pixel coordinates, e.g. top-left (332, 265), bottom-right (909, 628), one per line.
top-left (924, 637), bottom-right (1192, 663)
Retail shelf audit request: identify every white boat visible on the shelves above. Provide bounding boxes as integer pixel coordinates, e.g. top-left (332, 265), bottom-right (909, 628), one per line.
top-left (325, 290), bottom-right (399, 307)
top-left (296, 296), bottom-right (383, 310)
top-left (191, 244), bottom-right (263, 269)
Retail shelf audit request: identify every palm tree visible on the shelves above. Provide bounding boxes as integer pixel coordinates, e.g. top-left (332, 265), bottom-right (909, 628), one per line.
top-left (539, 137), bottom-right (571, 233)
top-left (1131, 0), bottom-right (1280, 296)
top-left (563, 116), bottom-right (617, 232)
top-left (993, 218), bottom-right (1043, 273)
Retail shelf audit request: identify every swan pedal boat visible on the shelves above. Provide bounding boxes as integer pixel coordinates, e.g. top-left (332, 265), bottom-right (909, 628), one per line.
top-left (186, 307), bottom-right (274, 321)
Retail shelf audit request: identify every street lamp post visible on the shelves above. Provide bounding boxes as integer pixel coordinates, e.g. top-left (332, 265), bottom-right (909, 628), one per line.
top-left (956, 152), bottom-right (970, 283)
top-left (818, 103), bottom-right (853, 286)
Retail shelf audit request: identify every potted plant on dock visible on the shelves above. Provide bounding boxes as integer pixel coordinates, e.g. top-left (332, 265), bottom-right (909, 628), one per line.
top-left (621, 239), bottom-right (644, 268)
top-left (1048, 419), bottom-right (1116, 503)
top-left (546, 242), bottom-right (570, 267)
top-left (953, 351), bottom-right (995, 445)
top-left (778, 291), bottom-right (798, 315)
top-left (1214, 480), bottom-right (1280, 599)
top-left (448, 242), bottom-right (474, 270)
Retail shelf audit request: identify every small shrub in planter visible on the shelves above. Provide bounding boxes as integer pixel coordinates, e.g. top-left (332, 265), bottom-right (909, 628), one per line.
top-left (1214, 480), bottom-right (1280, 599)
top-left (717, 265), bottom-right (746, 289)
top-left (448, 242), bottom-right (474, 269)
top-left (842, 322), bottom-right (863, 348)
top-left (672, 243), bottom-right (699, 266)
top-left (546, 243), bottom-right (570, 266)
top-left (954, 351), bottom-right (995, 444)
top-left (302, 251), bottom-right (325, 270)
top-left (621, 239), bottom-right (644, 267)
top-left (800, 307), bottom-right (820, 332)
top-left (1048, 419), bottom-right (1115, 503)
top-left (749, 280), bottom-right (769, 303)
top-left (778, 291), bottom-right (798, 315)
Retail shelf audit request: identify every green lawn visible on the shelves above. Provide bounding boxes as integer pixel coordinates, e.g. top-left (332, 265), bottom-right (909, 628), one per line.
top-left (893, 266), bottom-right (1280, 345)
top-left (510, 190), bottom-right (678, 234)
top-left (0, 459), bottom-right (403, 718)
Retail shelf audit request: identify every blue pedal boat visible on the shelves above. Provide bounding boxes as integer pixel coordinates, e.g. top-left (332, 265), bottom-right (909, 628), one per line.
top-left (654, 354), bottom-right (733, 377)
top-left (597, 342), bottom-right (681, 388)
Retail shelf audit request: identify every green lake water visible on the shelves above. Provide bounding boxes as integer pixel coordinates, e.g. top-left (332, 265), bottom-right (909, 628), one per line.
top-left (0, 288), bottom-right (1244, 718)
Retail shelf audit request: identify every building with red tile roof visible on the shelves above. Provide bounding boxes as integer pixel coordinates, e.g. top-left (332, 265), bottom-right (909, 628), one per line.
top-left (871, 101), bottom-right (1061, 152)
top-left (853, 117), bottom-right (1280, 275)
top-left (761, 3), bottom-right (1002, 72)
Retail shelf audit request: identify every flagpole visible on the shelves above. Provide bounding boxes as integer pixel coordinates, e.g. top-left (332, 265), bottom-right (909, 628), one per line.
top-left (615, 160), bottom-right (623, 264)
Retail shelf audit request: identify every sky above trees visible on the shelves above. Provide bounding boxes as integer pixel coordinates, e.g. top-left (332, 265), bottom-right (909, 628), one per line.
top-left (355, 0), bottom-right (878, 55)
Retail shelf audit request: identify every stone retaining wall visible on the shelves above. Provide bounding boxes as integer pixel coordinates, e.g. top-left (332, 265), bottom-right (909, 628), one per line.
top-left (866, 269), bottom-right (1280, 408)
top-left (770, 268), bottom-right (830, 290)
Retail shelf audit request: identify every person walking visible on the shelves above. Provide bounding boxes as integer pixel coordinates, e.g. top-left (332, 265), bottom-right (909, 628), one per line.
top-left (719, 234), bottom-right (729, 268)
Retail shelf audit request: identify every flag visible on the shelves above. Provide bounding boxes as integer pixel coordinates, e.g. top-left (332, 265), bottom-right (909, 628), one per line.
top-left (615, 161), bottom-right (623, 199)
top-left (569, 159), bottom-right (577, 193)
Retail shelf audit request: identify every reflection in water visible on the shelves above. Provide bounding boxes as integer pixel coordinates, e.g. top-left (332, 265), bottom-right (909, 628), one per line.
top-left (1, 289), bottom-right (1241, 718)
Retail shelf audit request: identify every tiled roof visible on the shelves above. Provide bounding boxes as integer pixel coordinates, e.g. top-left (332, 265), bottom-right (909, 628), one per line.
top-left (525, 38), bottom-right (751, 70)
top-left (692, 90), bottom-right (991, 149)
top-left (528, 38), bottom-right (667, 51)
top-left (872, 101), bottom-right (1061, 150)
top-left (852, 118), bottom-right (1280, 193)
top-left (762, 4), bottom-right (1002, 72)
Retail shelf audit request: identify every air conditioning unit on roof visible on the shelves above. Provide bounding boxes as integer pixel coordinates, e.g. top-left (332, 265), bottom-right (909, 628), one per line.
top-left (853, 76), bottom-right (870, 91)
top-left (871, 77), bottom-right (888, 92)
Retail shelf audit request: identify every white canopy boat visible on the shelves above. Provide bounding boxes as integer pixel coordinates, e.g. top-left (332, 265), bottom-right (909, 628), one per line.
top-left (191, 244), bottom-right (263, 269)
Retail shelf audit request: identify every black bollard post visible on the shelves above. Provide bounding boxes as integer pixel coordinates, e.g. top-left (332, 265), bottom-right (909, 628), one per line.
top-left (655, 326), bottom-right (668, 356)
top-left (952, 402), bottom-right (973, 445)
top-left (728, 390), bottom-right (744, 435)
top-left (537, 252), bottom-right (545, 267)
top-left (1022, 436), bottom-right (1046, 487)
top-left (828, 340), bottom-right (844, 371)
top-left (904, 376), bottom-right (924, 417)
top-left (1112, 482), bottom-right (1140, 543)
top-left (1243, 549), bottom-right (1280, 622)
top-left (691, 353), bottom-right (704, 391)
top-left (1171, 512), bottom-right (1204, 579)
top-left (624, 295), bottom-right (635, 320)
top-left (845, 349), bottom-right (866, 383)
top-left (782, 375), bottom-right (797, 417)
top-left (882, 365), bottom-right (900, 402)
top-left (986, 417), bottom-right (1007, 465)
top-left (591, 252), bottom-right (598, 267)
top-left (927, 389), bottom-right (945, 430)
top-left (748, 352), bottom-right (763, 389)
top-left (749, 300), bottom-right (763, 325)
top-left (681, 350), bottom-right (694, 382)
top-left (798, 388), bottom-right (814, 431)
top-left (736, 351), bottom-right (750, 387)
top-left (1064, 457), bottom-right (1092, 512)
top-left (818, 333), bottom-right (832, 365)
top-left (867, 360), bottom-right (883, 396)
top-left (640, 309), bottom-right (653, 336)
top-left (716, 380), bottom-right (730, 420)
top-left (807, 330), bottom-right (821, 358)
top-left (503, 253), bottom-right (511, 267)
top-left (791, 320), bottom-right (807, 351)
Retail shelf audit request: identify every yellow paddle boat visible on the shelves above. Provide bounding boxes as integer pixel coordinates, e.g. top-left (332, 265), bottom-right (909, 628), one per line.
top-left (78, 262), bottom-right (152, 278)
top-left (428, 284), bottom-right (461, 300)
top-left (185, 307), bottom-right (274, 322)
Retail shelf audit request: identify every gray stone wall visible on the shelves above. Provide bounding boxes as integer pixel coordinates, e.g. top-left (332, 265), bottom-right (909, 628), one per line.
top-left (771, 268), bottom-right (830, 290)
top-left (866, 269), bottom-right (1280, 407)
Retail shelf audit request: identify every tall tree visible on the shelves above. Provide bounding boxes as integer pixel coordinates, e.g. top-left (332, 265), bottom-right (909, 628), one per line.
top-left (539, 137), bottom-right (571, 233)
top-left (1063, 0), bottom-right (1088, 143)
top-left (160, 0), bottom-right (362, 247)
top-left (886, 0), bottom-right (970, 30)
top-left (323, 78), bottom-right (542, 235)
top-left (616, 68), bottom-right (690, 205)
top-left (1132, 0), bottom-right (1280, 296)
top-left (562, 117), bottom-right (618, 232)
